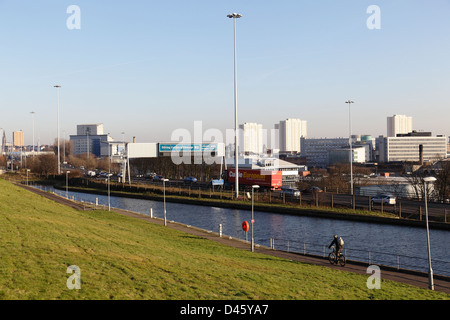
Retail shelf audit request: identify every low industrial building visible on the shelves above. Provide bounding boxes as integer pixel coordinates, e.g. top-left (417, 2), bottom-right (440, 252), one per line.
top-left (226, 157), bottom-right (306, 188)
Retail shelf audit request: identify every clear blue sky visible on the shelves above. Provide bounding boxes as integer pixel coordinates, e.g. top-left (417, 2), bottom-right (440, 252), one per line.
top-left (1, 0), bottom-right (449, 145)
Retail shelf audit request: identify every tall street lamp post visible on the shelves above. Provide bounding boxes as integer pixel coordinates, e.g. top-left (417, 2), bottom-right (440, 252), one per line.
top-left (106, 135), bottom-right (111, 211)
top-left (251, 184), bottom-right (259, 252)
top-left (345, 100), bottom-right (354, 196)
top-left (163, 178), bottom-right (169, 226)
top-left (121, 131), bottom-right (126, 185)
top-left (66, 170), bottom-right (70, 199)
top-left (30, 111), bottom-right (35, 157)
top-left (54, 85), bottom-right (61, 175)
top-left (424, 176), bottom-right (437, 290)
top-left (227, 12), bottom-right (242, 199)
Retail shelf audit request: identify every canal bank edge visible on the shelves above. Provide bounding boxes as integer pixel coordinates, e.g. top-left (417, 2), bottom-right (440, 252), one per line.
top-left (52, 184), bottom-right (450, 231)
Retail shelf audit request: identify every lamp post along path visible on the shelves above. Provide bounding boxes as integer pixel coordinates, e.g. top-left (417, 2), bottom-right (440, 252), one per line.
top-left (251, 185), bottom-right (259, 252)
top-left (228, 13), bottom-right (242, 199)
top-left (65, 170), bottom-right (70, 199)
top-left (54, 85), bottom-right (61, 175)
top-left (424, 176), bottom-right (436, 290)
top-left (345, 100), bottom-right (354, 196)
top-left (163, 179), bottom-right (169, 226)
top-left (30, 111), bottom-right (35, 157)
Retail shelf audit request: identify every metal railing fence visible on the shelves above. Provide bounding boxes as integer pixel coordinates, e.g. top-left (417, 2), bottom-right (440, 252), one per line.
top-left (265, 238), bottom-right (450, 278)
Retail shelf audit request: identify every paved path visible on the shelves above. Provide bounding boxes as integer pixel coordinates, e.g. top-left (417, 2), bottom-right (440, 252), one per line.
top-left (20, 184), bottom-right (450, 295)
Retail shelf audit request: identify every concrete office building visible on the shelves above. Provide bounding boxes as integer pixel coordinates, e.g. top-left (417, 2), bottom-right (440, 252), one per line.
top-left (70, 124), bottom-right (112, 157)
top-left (447, 136), bottom-right (450, 156)
top-left (0, 129), bottom-right (4, 153)
top-left (239, 122), bottom-right (263, 155)
top-left (378, 132), bottom-right (447, 163)
top-left (275, 118), bottom-right (307, 153)
top-left (387, 114), bottom-right (413, 137)
top-left (77, 124), bottom-right (104, 136)
top-left (13, 131), bottom-right (24, 148)
top-left (328, 145), bottom-right (367, 165)
top-left (300, 137), bottom-right (349, 168)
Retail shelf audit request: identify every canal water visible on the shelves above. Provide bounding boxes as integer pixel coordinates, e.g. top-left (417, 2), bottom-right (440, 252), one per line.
top-left (36, 185), bottom-right (450, 277)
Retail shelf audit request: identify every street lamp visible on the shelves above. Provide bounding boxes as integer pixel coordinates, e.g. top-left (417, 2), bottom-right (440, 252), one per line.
top-left (108, 134), bottom-right (111, 212)
top-left (54, 85), bottom-right (61, 175)
top-left (30, 111), bottom-right (35, 157)
top-left (121, 131), bottom-right (126, 185)
top-left (65, 170), bottom-right (71, 199)
top-left (86, 129), bottom-right (90, 160)
top-left (345, 100), bottom-right (354, 196)
top-left (227, 12), bottom-right (242, 199)
top-left (63, 130), bottom-right (66, 165)
top-left (251, 184), bottom-right (259, 252)
top-left (423, 176), bottom-right (437, 290)
top-left (162, 178), bottom-right (169, 226)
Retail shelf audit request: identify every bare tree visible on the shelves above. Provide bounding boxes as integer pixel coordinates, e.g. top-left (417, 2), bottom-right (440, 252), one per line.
top-left (435, 160), bottom-right (450, 202)
top-left (403, 166), bottom-right (437, 200)
top-left (0, 155), bottom-right (6, 168)
top-left (30, 154), bottom-right (57, 178)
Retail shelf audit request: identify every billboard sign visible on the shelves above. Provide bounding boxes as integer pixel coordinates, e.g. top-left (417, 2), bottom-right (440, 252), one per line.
top-left (159, 143), bottom-right (218, 153)
top-left (211, 179), bottom-right (224, 186)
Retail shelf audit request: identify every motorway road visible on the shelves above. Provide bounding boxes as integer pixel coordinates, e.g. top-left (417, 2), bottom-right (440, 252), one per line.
top-left (293, 192), bottom-right (449, 221)
top-left (95, 176), bottom-right (450, 222)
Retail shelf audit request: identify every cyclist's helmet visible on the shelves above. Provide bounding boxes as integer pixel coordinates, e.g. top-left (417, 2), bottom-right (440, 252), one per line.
top-left (334, 235), bottom-right (337, 238)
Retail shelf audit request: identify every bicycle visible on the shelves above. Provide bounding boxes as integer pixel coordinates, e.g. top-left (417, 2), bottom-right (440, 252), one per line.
top-left (328, 246), bottom-right (346, 266)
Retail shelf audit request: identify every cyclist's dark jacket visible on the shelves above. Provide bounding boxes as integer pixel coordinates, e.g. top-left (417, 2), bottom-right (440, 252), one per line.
top-left (328, 237), bottom-right (341, 250)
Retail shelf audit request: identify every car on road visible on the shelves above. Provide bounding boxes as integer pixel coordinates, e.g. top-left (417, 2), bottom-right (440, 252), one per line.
top-left (303, 186), bottom-right (323, 193)
top-left (281, 188), bottom-right (301, 197)
top-left (85, 170), bottom-right (96, 177)
top-left (371, 194), bottom-right (397, 205)
top-left (152, 175), bottom-right (165, 182)
top-left (184, 176), bottom-right (198, 184)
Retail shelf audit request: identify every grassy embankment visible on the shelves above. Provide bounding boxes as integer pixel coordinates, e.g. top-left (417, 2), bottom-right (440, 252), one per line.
top-left (0, 178), bottom-right (448, 300)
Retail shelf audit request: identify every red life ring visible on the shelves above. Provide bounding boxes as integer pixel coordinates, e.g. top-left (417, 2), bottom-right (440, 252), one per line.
top-left (242, 221), bottom-right (249, 232)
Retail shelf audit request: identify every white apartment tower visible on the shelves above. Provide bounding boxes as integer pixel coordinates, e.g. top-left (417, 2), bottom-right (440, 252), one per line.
top-left (239, 122), bottom-right (263, 155)
top-left (276, 118), bottom-right (307, 153)
top-left (387, 115), bottom-right (412, 137)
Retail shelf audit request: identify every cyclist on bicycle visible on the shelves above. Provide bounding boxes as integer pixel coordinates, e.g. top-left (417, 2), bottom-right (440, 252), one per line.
top-left (328, 235), bottom-right (344, 262)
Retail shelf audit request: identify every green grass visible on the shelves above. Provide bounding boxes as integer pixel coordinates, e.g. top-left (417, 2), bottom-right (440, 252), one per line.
top-left (0, 178), bottom-right (448, 300)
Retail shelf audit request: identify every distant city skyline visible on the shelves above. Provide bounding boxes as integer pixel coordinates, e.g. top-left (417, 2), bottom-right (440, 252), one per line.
top-left (0, 1), bottom-right (449, 145)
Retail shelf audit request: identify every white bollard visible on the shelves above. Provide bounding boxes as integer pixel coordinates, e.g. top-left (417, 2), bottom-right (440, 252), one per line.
top-left (219, 224), bottom-right (222, 237)
top-left (150, 208), bottom-right (153, 218)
